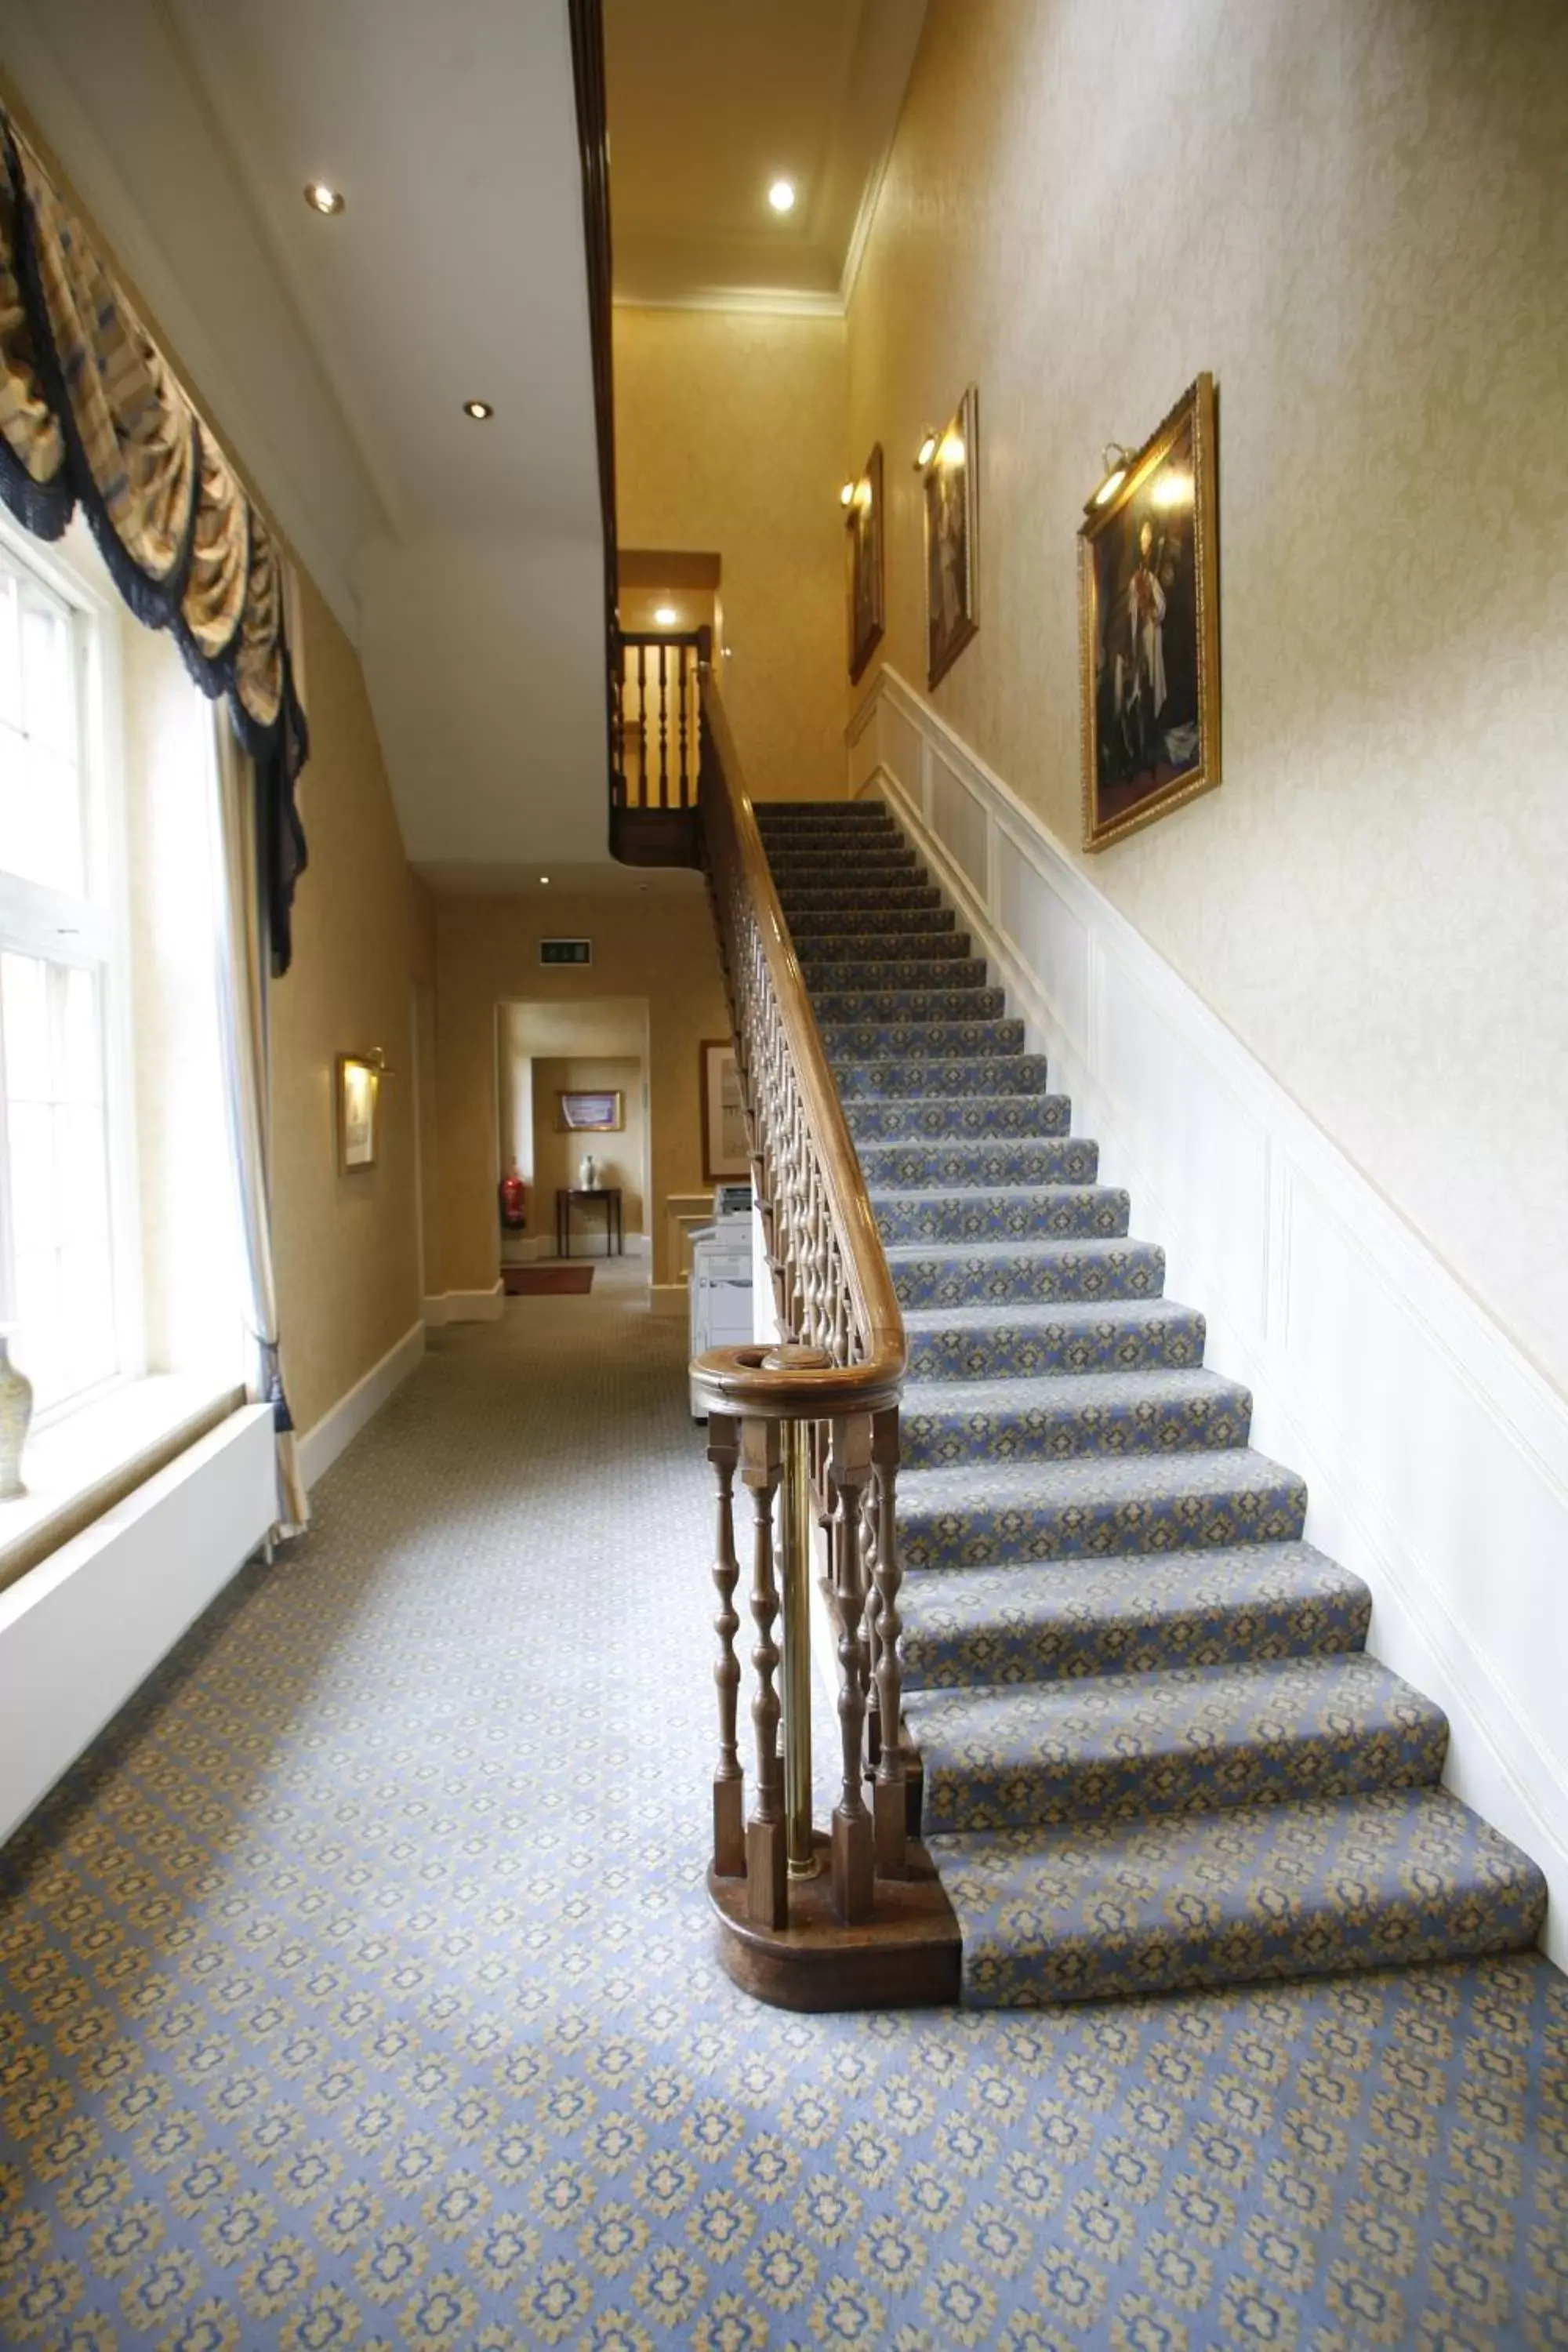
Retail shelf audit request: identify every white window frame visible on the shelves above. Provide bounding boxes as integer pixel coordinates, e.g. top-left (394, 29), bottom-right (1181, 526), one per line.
top-left (0, 511), bottom-right (142, 1428)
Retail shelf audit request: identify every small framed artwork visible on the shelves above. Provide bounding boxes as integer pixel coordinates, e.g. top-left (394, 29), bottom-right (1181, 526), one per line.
top-left (923, 384), bottom-right (979, 689)
top-left (846, 443), bottom-right (885, 684)
top-left (1080, 372), bottom-right (1220, 851)
top-left (557, 1090), bottom-right (623, 1132)
top-left (336, 1054), bottom-right (379, 1172)
top-left (700, 1040), bottom-right (750, 1182)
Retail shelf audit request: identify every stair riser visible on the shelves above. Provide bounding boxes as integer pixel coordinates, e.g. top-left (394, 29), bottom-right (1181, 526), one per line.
top-left (874, 1189), bottom-right (1131, 1244)
top-left (812, 989), bottom-right (1007, 1024)
top-left (902, 1588), bottom-right (1370, 1690)
top-left (859, 1139), bottom-right (1097, 1190)
top-left (920, 1703), bottom-right (1444, 1835)
top-left (848, 1098), bottom-right (1073, 1143)
top-left (891, 1246), bottom-right (1164, 1311)
top-left (837, 1057), bottom-right (1051, 1100)
top-left (767, 849), bottom-right (921, 871)
top-left (778, 884), bottom-right (943, 913)
top-left (757, 811), bottom-right (898, 832)
top-left (902, 1388), bottom-right (1252, 1472)
top-left (827, 1021), bottom-right (1025, 1061)
top-left (787, 907), bottom-right (957, 938)
top-left (904, 1308), bottom-right (1204, 1381)
top-left (899, 1468), bottom-right (1302, 1567)
top-left (799, 938), bottom-right (978, 975)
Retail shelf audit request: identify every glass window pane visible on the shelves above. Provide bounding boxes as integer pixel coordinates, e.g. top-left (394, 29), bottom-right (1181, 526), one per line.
top-left (0, 579), bottom-right (85, 895)
top-left (1, 953), bottom-right (117, 1413)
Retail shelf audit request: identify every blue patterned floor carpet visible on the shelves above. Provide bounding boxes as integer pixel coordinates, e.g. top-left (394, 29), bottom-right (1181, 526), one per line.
top-left (759, 801), bottom-right (1548, 2013)
top-left (2, 1272), bottom-right (1566, 2347)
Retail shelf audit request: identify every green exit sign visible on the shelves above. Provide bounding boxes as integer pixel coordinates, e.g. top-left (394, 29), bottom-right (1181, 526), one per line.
top-left (539, 938), bottom-right (592, 966)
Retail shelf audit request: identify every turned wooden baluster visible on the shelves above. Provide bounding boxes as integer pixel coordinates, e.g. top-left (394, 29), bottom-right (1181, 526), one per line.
top-left (637, 641), bottom-right (648, 803)
top-left (741, 1417), bottom-right (787, 1928)
top-left (707, 1413), bottom-right (745, 1878)
top-left (828, 1413), bottom-right (875, 1922)
top-left (678, 642), bottom-right (690, 804)
top-left (871, 1408), bottom-right (907, 1875)
top-left (658, 641), bottom-right (670, 807)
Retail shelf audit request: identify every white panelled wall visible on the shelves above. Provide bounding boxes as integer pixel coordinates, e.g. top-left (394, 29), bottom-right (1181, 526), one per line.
top-left (851, 667), bottom-right (1568, 1965)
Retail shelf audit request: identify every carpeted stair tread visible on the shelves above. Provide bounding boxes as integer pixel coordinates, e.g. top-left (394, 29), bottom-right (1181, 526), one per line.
top-left (766, 844), bottom-right (923, 870)
top-left (848, 1094), bottom-right (1073, 1143)
top-left (899, 1540), bottom-right (1369, 1688)
top-left (799, 931), bottom-right (978, 969)
top-left (858, 1136), bottom-right (1099, 1190)
top-left (873, 1181), bottom-right (1131, 1244)
top-left (837, 1053), bottom-right (1051, 1099)
top-left (902, 1367), bottom-right (1252, 1469)
top-left (902, 1297), bottom-right (1205, 1379)
top-left (930, 1789), bottom-right (1548, 2004)
top-left (898, 1444), bottom-right (1305, 1566)
top-left (787, 903), bottom-right (957, 938)
top-left (756, 800), bottom-right (896, 829)
top-left (907, 1652), bottom-right (1448, 1832)
top-left (826, 1016), bottom-right (1027, 1060)
top-left (887, 1236), bottom-right (1164, 1308)
top-left (811, 985), bottom-right (1007, 1022)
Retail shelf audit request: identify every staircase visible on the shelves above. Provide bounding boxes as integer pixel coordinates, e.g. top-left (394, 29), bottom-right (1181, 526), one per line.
top-left (757, 797), bottom-right (1548, 2005)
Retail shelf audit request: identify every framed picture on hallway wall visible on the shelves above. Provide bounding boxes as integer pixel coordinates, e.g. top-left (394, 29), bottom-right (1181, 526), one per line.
top-left (557, 1090), bottom-right (623, 1132)
top-left (1080, 372), bottom-right (1221, 851)
top-left (923, 384), bottom-right (979, 690)
top-left (700, 1040), bottom-right (750, 1183)
top-left (846, 442), bottom-right (884, 684)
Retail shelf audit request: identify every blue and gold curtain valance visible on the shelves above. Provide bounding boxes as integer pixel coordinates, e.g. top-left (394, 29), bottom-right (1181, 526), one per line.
top-left (0, 110), bottom-right (308, 971)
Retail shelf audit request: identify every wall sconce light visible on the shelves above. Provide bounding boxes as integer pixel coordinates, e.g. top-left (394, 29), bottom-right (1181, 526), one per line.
top-left (1086, 441), bottom-right (1134, 514)
top-left (840, 481), bottom-right (855, 508)
top-left (913, 428), bottom-right (939, 470)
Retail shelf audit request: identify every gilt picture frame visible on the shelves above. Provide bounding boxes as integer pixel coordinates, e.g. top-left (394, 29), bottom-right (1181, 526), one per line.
top-left (336, 1054), bottom-right (380, 1173)
top-left (923, 383), bottom-right (979, 690)
top-left (557, 1090), bottom-right (624, 1133)
top-left (700, 1040), bottom-right (750, 1183)
top-left (846, 442), bottom-right (885, 684)
top-left (1080, 372), bottom-right (1221, 851)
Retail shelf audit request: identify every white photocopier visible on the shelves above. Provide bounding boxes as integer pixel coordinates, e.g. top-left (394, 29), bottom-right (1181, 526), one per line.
top-left (688, 1182), bottom-right (754, 1419)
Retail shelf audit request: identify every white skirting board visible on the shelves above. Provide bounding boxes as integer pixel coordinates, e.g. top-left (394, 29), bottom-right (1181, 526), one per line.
top-left (851, 664), bottom-right (1568, 1962)
top-left (423, 1283), bottom-right (504, 1327)
top-left (0, 1403), bottom-right (277, 1846)
top-left (297, 1319), bottom-right (426, 1491)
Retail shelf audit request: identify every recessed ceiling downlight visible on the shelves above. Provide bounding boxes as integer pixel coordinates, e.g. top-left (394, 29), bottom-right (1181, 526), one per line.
top-left (463, 399), bottom-right (495, 420)
top-left (768, 178), bottom-right (797, 214)
top-left (304, 182), bottom-right (345, 216)
top-left (653, 605), bottom-right (678, 626)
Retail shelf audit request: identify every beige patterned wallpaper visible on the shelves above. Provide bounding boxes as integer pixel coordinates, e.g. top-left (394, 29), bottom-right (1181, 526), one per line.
top-left (848, 0), bottom-right (1568, 1397)
top-left (615, 307), bottom-right (848, 803)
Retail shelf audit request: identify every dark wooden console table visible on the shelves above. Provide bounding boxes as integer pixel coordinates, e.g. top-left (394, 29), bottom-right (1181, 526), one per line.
top-left (556, 1185), bottom-right (623, 1258)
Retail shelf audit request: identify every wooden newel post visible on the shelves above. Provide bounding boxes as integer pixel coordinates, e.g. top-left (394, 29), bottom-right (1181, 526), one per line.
top-left (760, 1346), bottom-right (833, 1893)
top-left (740, 1417), bottom-right (786, 1928)
top-left (829, 1412), bottom-right (876, 1923)
top-left (707, 1414), bottom-right (745, 1878)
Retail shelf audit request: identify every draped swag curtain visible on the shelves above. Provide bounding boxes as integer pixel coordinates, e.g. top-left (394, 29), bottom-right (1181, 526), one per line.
top-left (0, 107), bottom-right (309, 970)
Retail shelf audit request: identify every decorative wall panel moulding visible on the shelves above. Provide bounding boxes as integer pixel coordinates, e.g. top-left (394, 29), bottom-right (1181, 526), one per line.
top-left (849, 665), bottom-right (1568, 1961)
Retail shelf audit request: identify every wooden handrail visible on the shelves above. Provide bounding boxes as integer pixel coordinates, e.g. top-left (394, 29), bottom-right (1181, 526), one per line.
top-left (689, 672), bottom-right (906, 1421)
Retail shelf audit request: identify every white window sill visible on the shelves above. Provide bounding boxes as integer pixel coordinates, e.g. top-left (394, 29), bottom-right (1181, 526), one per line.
top-left (0, 1374), bottom-right (245, 1596)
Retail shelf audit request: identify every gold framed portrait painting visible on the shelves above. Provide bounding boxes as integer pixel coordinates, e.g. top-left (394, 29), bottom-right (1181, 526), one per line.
top-left (699, 1040), bottom-right (749, 1183)
top-left (336, 1054), bottom-right (380, 1173)
top-left (1080, 372), bottom-right (1220, 851)
top-left (923, 385), bottom-right (978, 690)
top-left (846, 443), bottom-right (884, 684)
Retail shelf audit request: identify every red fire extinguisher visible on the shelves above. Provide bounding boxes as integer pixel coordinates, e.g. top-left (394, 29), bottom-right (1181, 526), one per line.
top-left (499, 1164), bottom-right (528, 1229)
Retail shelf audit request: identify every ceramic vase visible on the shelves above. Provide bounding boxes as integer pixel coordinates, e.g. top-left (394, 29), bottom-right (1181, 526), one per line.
top-left (579, 1152), bottom-right (597, 1190)
top-left (0, 1332), bottom-right (32, 1500)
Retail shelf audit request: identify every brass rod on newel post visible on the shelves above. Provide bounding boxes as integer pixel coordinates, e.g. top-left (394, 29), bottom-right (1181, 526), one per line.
top-left (762, 1345), bottom-right (831, 1883)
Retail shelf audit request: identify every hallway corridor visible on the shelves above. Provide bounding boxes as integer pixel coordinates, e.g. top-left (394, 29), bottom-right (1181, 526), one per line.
top-left (2, 1276), bottom-right (1565, 2348)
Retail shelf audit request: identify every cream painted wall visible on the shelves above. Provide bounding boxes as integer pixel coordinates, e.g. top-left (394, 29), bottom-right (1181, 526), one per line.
top-left (614, 307), bottom-right (848, 804)
top-left (533, 1057), bottom-right (647, 1241)
top-left (847, 0), bottom-right (1568, 1399)
top-left (432, 889), bottom-right (728, 1293)
top-left (269, 575), bottom-right (425, 1433)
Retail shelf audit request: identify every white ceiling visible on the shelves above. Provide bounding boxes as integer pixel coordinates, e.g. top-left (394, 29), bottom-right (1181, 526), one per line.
top-left (604, 0), bottom-right (927, 312)
top-left (0, 0), bottom-right (612, 873)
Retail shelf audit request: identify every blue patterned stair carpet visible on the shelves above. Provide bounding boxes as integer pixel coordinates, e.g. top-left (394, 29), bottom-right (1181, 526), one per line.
top-left (758, 800), bottom-right (1548, 2007)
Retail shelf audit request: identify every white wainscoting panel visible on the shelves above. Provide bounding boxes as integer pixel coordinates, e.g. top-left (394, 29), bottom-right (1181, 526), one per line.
top-left (851, 665), bottom-right (1568, 1962)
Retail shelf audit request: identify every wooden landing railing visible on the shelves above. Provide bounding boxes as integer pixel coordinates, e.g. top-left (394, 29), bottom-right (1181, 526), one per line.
top-left (691, 673), bottom-right (960, 2009)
